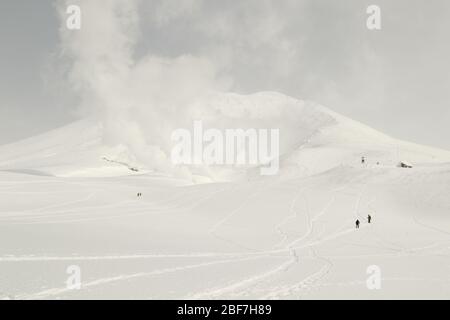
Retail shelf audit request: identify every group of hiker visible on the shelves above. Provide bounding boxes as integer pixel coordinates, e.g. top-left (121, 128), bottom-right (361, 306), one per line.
top-left (359, 156), bottom-right (376, 228)
top-left (356, 214), bottom-right (372, 229)
top-left (358, 156), bottom-right (373, 228)
top-left (137, 192), bottom-right (143, 197)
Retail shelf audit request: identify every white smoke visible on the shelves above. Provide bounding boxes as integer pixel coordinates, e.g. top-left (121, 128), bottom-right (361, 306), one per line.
top-left (58, 0), bottom-right (232, 178)
top-left (57, 0), bottom-right (337, 180)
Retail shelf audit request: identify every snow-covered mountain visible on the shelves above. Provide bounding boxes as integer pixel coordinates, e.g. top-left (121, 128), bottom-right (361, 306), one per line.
top-left (0, 92), bottom-right (449, 299)
top-left (1, 92), bottom-right (449, 180)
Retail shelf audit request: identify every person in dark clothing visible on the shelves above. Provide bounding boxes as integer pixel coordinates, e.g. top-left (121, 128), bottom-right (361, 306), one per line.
top-left (361, 157), bottom-right (365, 165)
top-left (356, 219), bottom-right (360, 229)
top-left (368, 215), bottom-right (372, 224)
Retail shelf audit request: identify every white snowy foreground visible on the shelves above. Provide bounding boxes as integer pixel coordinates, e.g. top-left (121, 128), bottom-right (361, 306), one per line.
top-left (0, 93), bottom-right (449, 299)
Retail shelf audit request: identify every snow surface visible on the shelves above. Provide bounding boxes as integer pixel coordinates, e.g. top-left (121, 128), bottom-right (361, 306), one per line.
top-left (0, 92), bottom-right (449, 299)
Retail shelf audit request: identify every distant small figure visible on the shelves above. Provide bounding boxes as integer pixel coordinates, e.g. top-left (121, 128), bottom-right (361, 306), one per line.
top-left (361, 157), bottom-right (366, 165)
top-left (356, 219), bottom-right (360, 229)
top-left (368, 215), bottom-right (372, 224)
top-left (137, 192), bottom-right (142, 197)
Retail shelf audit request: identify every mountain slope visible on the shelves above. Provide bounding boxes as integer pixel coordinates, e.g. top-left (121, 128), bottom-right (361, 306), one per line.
top-left (0, 92), bottom-right (449, 299)
top-left (1, 92), bottom-right (449, 180)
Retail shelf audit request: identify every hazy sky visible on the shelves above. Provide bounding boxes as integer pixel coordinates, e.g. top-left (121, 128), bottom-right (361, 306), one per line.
top-left (1, 0), bottom-right (449, 150)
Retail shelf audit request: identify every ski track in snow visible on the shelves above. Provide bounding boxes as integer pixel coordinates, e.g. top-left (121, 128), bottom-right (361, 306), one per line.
top-left (14, 256), bottom-right (269, 300)
top-left (185, 178), bottom-right (371, 299)
top-left (1, 178), bottom-right (369, 299)
top-left (0, 165), bottom-right (449, 299)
